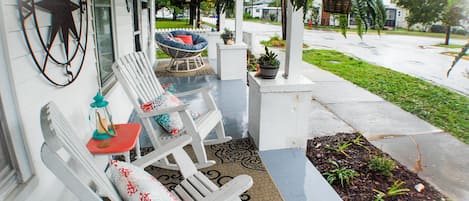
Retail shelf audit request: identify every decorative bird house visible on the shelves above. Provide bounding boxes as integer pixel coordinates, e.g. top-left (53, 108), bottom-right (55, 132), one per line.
top-left (89, 92), bottom-right (116, 140)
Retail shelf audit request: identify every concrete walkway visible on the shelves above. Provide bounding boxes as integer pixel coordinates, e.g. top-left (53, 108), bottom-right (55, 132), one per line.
top-left (298, 61), bottom-right (469, 201)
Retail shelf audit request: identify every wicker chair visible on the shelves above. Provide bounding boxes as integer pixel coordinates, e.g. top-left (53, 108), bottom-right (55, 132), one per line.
top-left (155, 30), bottom-right (208, 72)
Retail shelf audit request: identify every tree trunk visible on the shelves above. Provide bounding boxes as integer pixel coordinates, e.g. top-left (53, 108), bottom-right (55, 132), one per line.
top-left (216, 5), bottom-right (221, 31)
top-left (189, 0), bottom-right (196, 26)
top-left (173, 8), bottom-right (177, 21)
top-left (197, 0), bottom-right (201, 28)
top-left (445, 26), bottom-right (451, 45)
top-left (281, 0), bottom-right (287, 40)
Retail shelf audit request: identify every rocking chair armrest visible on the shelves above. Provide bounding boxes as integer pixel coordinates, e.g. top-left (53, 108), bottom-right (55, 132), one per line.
top-left (201, 175), bottom-right (253, 201)
top-left (137, 104), bottom-right (190, 118)
top-left (132, 135), bottom-right (192, 168)
top-left (173, 86), bottom-right (212, 97)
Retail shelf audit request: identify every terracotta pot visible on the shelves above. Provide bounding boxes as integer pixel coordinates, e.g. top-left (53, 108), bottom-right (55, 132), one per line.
top-left (223, 38), bottom-right (234, 45)
top-left (259, 65), bottom-right (279, 79)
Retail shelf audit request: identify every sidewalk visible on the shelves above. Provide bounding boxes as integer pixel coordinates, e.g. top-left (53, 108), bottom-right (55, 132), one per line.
top-left (298, 60), bottom-right (469, 201)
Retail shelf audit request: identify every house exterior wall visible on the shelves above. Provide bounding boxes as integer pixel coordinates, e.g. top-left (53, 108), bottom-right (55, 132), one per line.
top-left (0, 0), bottom-right (146, 200)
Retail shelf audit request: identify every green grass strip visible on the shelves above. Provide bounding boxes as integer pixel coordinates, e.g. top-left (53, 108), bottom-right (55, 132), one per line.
top-left (433, 44), bottom-right (465, 49)
top-left (303, 49), bottom-right (469, 144)
top-left (156, 18), bottom-right (193, 29)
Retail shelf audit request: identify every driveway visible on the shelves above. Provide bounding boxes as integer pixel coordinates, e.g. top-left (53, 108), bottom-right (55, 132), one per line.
top-left (204, 17), bottom-right (469, 95)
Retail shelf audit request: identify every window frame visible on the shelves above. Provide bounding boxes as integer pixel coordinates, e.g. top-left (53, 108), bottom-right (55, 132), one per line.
top-left (93, 0), bottom-right (118, 94)
top-left (0, 13), bottom-right (35, 200)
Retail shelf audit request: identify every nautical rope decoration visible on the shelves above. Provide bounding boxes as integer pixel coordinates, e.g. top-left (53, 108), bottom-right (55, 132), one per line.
top-left (18, 0), bottom-right (89, 87)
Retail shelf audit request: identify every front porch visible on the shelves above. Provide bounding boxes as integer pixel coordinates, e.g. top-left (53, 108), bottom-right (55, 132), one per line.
top-left (128, 71), bottom-right (341, 200)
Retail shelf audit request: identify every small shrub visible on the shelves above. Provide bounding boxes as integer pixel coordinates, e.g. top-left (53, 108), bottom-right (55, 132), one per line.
top-left (368, 156), bottom-right (396, 177)
top-left (373, 180), bottom-right (410, 201)
top-left (323, 160), bottom-right (359, 187)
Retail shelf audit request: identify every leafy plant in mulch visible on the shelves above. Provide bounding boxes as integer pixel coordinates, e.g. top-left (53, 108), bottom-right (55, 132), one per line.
top-left (306, 132), bottom-right (446, 201)
top-left (373, 180), bottom-right (410, 201)
top-left (325, 140), bottom-right (352, 157)
top-left (323, 160), bottom-right (359, 187)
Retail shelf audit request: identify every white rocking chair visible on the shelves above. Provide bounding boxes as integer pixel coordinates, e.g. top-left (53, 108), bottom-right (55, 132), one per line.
top-left (112, 52), bottom-right (231, 170)
top-left (40, 102), bottom-right (253, 201)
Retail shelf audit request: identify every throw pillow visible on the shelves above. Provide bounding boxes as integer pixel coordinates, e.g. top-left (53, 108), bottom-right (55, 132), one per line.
top-left (140, 92), bottom-right (184, 135)
top-left (174, 35), bottom-right (193, 45)
top-left (108, 160), bottom-right (180, 201)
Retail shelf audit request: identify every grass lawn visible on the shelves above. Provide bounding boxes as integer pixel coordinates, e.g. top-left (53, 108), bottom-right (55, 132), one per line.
top-left (303, 49), bottom-right (469, 144)
top-left (156, 18), bottom-right (193, 29)
top-left (433, 43), bottom-right (465, 48)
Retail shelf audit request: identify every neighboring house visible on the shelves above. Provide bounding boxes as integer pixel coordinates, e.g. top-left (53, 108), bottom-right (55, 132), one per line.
top-left (261, 7), bottom-right (282, 22)
top-left (313, 0), bottom-right (408, 29)
top-left (0, 0), bottom-right (154, 200)
top-left (244, 0), bottom-right (271, 18)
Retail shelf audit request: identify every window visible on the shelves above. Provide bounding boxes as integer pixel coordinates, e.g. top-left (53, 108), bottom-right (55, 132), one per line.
top-left (94, 0), bottom-right (115, 89)
top-left (0, 118), bottom-right (17, 199)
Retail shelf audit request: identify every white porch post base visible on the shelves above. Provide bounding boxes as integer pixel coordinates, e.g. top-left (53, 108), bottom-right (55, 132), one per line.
top-left (216, 43), bottom-right (247, 83)
top-left (207, 32), bottom-right (222, 72)
top-left (248, 72), bottom-right (314, 151)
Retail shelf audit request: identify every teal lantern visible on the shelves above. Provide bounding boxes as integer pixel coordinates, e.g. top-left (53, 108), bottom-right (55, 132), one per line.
top-left (89, 92), bottom-right (116, 140)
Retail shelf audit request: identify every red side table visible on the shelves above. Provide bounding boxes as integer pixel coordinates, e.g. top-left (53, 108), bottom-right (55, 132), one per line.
top-left (86, 123), bottom-right (142, 162)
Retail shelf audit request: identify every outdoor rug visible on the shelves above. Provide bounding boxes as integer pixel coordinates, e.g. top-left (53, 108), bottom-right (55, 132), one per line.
top-left (155, 59), bottom-right (215, 78)
top-left (139, 138), bottom-right (284, 201)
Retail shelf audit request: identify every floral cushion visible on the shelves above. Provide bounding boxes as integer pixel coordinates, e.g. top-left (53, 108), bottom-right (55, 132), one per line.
top-left (140, 92), bottom-right (184, 135)
top-left (108, 160), bottom-right (180, 201)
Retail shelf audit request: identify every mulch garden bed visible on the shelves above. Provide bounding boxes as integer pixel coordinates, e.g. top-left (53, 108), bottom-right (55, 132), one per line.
top-left (306, 132), bottom-right (446, 201)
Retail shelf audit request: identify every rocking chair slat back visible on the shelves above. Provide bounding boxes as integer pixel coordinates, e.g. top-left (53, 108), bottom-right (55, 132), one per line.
top-left (114, 52), bottom-right (165, 106)
top-left (40, 102), bottom-right (121, 201)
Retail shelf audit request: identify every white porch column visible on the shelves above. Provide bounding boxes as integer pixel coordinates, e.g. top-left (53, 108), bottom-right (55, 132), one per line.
top-left (283, 0), bottom-right (304, 78)
top-left (235, 0), bottom-right (243, 43)
top-left (148, 0), bottom-right (156, 67)
top-left (219, 12), bottom-right (226, 31)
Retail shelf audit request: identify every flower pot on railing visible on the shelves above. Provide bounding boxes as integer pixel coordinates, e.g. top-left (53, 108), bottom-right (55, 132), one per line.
top-left (258, 46), bottom-right (280, 79)
top-left (322, 0), bottom-right (351, 14)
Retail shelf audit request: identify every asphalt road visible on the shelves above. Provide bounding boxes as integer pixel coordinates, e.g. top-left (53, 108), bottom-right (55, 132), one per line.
top-left (204, 17), bottom-right (469, 95)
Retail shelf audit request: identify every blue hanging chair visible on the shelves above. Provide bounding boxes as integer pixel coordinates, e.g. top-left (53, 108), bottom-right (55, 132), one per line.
top-left (155, 30), bottom-right (208, 72)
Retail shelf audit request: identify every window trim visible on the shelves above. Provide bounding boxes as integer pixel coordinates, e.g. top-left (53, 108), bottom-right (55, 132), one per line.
top-left (0, 7), bottom-right (35, 200)
top-left (93, 0), bottom-right (118, 95)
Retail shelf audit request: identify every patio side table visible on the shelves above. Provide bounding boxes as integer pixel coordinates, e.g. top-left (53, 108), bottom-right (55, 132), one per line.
top-left (86, 123), bottom-right (141, 162)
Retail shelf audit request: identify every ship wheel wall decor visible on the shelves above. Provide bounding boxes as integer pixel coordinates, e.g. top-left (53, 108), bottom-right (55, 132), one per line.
top-left (18, 0), bottom-right (89, 87)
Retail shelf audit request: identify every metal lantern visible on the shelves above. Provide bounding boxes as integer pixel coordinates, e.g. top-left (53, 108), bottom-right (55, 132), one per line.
top-left (89, 92), bottom-right (116, 140)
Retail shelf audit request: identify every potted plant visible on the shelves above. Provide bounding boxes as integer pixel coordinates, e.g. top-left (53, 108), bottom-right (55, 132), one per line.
top-left (258, 46), bottom-right (280, 79)
top-left (220, 28), bottom-right (234, 45)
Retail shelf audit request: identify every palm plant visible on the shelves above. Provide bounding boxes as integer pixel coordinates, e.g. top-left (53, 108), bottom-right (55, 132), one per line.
top-left (447, 41), bottom-right (469, 76)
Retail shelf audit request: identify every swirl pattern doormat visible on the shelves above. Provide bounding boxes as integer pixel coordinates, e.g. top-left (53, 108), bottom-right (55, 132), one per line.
top-left (141, 138), bottom-right (284, 201)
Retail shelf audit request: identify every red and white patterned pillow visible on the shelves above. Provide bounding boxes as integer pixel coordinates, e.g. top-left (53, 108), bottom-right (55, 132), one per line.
top-left (140, 91), bottom-right (201, 135)
top-left (108, 160), bottom-right (180, 201)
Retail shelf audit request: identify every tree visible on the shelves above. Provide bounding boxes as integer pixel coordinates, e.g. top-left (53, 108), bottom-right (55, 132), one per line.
top-left (214, 0), bottom-right (234, 31)
top-left (441, 0), bottom-right (466, 45)
top-left (397, 0), bottom-right (446, 31)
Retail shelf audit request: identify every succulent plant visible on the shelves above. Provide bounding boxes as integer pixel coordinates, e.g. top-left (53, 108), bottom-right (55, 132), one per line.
top-left (258, 46), bottom-right (280, 68)
top-left (220, 28), bottom-right (234, 40)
